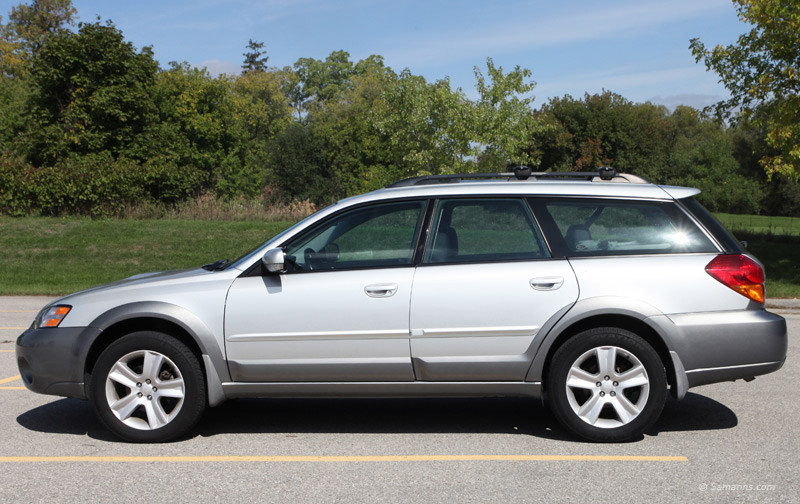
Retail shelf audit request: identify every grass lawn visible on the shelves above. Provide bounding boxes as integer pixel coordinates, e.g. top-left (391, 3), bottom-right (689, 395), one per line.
top-left (715, 212), bottom-right (800, 236)
top-left (0, 217), bottom-right (292, 295)
top-left (0, 215), bottom-right (798, 298)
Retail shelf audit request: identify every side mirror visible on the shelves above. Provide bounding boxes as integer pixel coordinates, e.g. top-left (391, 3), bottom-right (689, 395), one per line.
top-left (262, 248), bottom-right (286, 273)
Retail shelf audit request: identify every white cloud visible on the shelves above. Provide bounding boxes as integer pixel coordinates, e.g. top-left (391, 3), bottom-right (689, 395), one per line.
top-left (381, 0), bottom-right (727, 68)
top-left (194, 59), bottom-right (240, 76)
top-left (647, 93), bottom-right (725, 111)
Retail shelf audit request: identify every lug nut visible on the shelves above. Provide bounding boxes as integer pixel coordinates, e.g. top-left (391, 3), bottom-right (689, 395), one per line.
top-left (595, 382), bottom-right (601, 387)
top-left (599, 391), bottom-right (605, 397)
top-left (136, 383), bottom-right (142, 388)
top-left (613, 381), bottom-right (618, 386)
top-left (604, 375), bottom-right (610, 381)
top-left (152, 387), bottom-right (157, 392)
top-left (137, 392), bottom-right (143, 398)
top-left (147, 395), bottom-right (152, 400)
top-left (610, 391), bottom-right (616, 397)
top-left (146, 379), bottom-right (151, 384)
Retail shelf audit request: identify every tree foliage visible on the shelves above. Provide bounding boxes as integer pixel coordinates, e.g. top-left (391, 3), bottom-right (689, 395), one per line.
top-left (690, 0), bottom-right (800, 180)
top-left (0, 0), bottom-right (795, 216)
top-left (0, 0), bottom-right (75, 76)
top-left (241, 39), bottom-right (268, 74)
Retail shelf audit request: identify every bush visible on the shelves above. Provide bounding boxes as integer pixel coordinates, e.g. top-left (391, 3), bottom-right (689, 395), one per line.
top-left (0, 153), bottom-right (204, 217)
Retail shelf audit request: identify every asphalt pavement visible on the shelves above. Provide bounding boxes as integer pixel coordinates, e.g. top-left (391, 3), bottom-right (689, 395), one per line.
top-left (0, 296), bottom-right (797, 503)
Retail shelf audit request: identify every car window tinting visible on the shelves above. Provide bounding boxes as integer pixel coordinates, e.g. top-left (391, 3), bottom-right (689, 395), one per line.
top-left (423, 198), bottom-right (548, 264)
top-left (542, 199), bottom-right (718, 256)
top-left (284, 201), bottom-right (426, 271)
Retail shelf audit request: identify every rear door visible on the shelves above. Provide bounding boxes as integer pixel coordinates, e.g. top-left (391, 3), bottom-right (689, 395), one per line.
top-left (409, 198), bottom-right (579, 381)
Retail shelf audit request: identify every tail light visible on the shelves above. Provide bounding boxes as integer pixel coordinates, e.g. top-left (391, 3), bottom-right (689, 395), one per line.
top-left (705, 254), bottom-right (765, 304)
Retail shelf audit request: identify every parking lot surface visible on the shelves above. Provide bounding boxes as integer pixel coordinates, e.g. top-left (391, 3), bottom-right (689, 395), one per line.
top-left (1, 296), bottom-right (797, 503)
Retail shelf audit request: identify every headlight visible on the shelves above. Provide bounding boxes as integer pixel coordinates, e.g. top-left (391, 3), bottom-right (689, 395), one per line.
top-left (35, 305), bottom-right (72, 328)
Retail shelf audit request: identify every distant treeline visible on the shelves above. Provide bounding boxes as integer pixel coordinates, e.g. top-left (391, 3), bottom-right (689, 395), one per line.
top-left (1, 3), bottom-right (798, 216)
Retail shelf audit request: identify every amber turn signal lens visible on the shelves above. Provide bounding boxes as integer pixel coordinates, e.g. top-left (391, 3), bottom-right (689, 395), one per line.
top-left (40, 305), bottom-right (72, 328)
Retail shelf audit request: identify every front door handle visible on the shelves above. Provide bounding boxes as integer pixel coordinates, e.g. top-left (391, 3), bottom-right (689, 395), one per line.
top-left (364, 283), bottom-right (398, 298)
top-left (530, 277), bottom-right (564, 291)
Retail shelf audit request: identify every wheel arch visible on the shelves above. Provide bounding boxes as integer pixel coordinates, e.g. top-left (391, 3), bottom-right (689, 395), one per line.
top-left (83, 302), bottom-right (228, 406)
top-left (527, 297), bottom-right (684, 400)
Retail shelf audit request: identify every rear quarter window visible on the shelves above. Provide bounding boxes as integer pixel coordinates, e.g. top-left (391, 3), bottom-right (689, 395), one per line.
top-left (533, 198), bottom-right (719, 256)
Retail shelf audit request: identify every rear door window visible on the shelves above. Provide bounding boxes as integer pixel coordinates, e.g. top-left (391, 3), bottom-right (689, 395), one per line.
top-left (423, 198), bottom-right (548, 264)
top-left (535, 198), bottom-right (718, 256)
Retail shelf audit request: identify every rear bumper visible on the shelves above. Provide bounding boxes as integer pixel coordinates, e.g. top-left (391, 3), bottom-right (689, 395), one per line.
top-left (665, 309), bottom-right (787, 388)
top-left (15, 326), bottom-right (100, 399)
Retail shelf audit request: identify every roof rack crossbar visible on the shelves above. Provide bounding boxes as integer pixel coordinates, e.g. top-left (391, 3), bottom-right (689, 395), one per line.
top-left (386, 167), bottom-right (649, 188)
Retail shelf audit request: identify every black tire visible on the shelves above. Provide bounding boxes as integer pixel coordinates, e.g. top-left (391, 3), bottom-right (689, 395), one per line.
top-left (547, 327), bottom-right (667, 442)
top-left (89, 331), bottom-right (206, 443)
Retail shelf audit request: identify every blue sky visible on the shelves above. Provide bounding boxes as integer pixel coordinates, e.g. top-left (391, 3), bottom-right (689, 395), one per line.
top-left (3, 0), bottom-right (749, 109)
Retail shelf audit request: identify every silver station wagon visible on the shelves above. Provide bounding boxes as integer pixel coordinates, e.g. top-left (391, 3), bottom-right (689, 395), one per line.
top-left (16, 167), bottom-right (788, 442)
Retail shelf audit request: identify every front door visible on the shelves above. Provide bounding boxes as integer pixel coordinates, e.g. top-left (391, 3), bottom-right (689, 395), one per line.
top-left (225, 200), bottom-right (427, 382)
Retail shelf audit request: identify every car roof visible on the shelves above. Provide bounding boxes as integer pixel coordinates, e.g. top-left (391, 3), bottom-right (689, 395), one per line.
top-left (337, 179), bottom-right (700, 208)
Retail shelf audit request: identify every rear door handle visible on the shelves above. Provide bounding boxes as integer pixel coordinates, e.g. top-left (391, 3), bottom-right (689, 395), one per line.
top-left (530, 277), bottom-right (564, 291)
top-left (364, 283), bottom-right (398, 298)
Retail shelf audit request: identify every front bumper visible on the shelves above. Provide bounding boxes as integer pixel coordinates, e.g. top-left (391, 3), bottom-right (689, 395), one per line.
top-left (15, 326), bottom-right (101, 399)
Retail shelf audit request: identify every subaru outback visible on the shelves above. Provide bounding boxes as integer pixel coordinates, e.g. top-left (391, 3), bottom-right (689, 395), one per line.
top-left (16, 167), bottom-right (788, 442)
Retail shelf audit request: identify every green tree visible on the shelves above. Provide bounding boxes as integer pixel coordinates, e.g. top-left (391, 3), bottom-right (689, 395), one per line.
top-left (473, 58), bottom-right (541, 169)
top-left (666, 106), bottom-right (763, 213)
top-left (241, 39), bottom-right (268, 74)
top-left (292, 50), bottom-right (356, 114)
top-left (24, 20), bottom-right (159, 165)
top-left (146, 62), bottom-right (235, 191)
top-left (225, 69), bottom-right (292, 197)
top-left (0, 0), bottom-right (76, 76)
top-left (374, 70), bottom-right (475, 176)
top-left (690, 0), bottom-right (800, 179)
top-left (532, 92), bottom-right (673, 180)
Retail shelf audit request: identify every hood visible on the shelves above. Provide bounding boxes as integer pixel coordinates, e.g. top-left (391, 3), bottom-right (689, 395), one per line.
top-left (51, 267), bottom-right (215, 305)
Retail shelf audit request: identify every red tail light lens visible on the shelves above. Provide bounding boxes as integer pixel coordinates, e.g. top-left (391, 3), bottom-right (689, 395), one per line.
top-left (705, 254), bottom-right (765, 304)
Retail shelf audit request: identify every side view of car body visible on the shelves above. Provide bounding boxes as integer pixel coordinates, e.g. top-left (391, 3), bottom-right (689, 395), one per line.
top-left (16, 169), bottom-right (788, 442)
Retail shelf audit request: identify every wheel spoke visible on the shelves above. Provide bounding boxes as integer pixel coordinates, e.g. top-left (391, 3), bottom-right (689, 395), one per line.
top-left (110, 392), bottom-right (141, 421)
top-left (616, 364), bottom-right (649, 389)
top-left (143, 399), bottom-right (170, 429)
top-left (576, 392), bottom-right (604, 425)
top-left (142, 351), bottom-right (165, 381)
top-left (156, 378), bottom-right (185, 399)
top-left (567, 367), bottom-right (599, 390)
top-left (108, 361), bottom-right (140, 389)
top-left (596, 347), bottom-right (617, 376)
top-left (610, 393), bottom-right (640, 425)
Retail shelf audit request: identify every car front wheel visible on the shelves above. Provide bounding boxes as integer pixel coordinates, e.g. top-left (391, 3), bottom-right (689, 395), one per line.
top-left (547, 327), bottom-right (667, 442)
top-left (90, 332), bottom-right (206, 443)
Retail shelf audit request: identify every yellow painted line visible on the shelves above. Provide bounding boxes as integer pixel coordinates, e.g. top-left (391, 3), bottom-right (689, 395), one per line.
top-left (0, 350), bottom-right (15, 353)
top-left (0, 375), bottom-right (21, 385)
top-left (0, 455), bottom-right (688, 463)
top-left (0, 387), bottom-right (25, 390)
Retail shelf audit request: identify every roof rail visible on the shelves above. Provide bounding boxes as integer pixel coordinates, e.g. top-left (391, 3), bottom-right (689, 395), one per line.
top-left (386, 166), bottom-right (650, 188)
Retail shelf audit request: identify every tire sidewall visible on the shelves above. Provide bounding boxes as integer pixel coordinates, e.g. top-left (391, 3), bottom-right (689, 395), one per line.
top-left (547, 327), bottom-right (667, 442)
top-left (90, 331), bottom-right (206, 443)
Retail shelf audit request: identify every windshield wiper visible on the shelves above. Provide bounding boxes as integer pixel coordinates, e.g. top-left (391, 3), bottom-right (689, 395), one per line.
top-left (202, 258), bottom-right (231, 271)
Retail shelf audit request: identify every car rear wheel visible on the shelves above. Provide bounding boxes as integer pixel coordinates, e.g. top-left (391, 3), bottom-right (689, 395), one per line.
top-left (547, 327), bottom-right (667, 442)
top-left (90, 332), bottom-right (206, 443)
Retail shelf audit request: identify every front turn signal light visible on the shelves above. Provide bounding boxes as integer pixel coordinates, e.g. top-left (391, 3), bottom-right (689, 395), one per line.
top-left (39, 305), bottom-right (71, 328)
